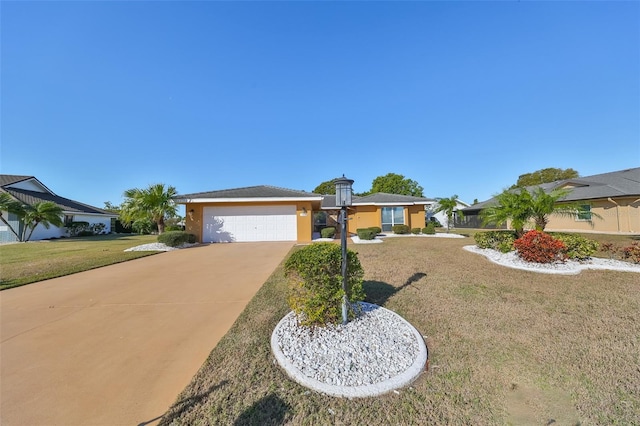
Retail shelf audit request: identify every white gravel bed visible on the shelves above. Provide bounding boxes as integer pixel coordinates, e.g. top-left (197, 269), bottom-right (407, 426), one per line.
top-left (124, 242), bottom-right (196, 252)
top-left (381, 232), bottom-right (466, 239)
top-left (464, 245), bottom-right (640, 275)
top-left (271, 302), bottom-right (427, 397)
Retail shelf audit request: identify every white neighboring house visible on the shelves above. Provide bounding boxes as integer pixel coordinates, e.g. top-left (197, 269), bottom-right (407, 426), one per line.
top-left (0, 175), bottom-right (118, 242)
top-left (426, 198), bottom-right (471, 229)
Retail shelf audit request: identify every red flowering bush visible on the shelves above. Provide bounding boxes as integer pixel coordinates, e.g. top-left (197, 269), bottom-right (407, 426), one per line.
top-left (621, 242), bottom-right (640, 264)
top-left (513, 230), bottom-right (567, 264)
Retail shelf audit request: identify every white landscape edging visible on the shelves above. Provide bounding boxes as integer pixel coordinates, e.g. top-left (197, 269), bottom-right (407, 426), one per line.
top-left (464, 245), bottom-right (640, 275)
top-left (271, 303), bottom-right (428, 398)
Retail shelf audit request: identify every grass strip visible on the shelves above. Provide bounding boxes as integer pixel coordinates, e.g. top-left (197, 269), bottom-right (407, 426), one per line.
top-left (0, 234), bottom-right (159, 290)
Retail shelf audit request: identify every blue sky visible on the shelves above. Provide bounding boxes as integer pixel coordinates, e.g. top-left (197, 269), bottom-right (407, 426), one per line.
top-left (2, 1), bottom-right (638, 211)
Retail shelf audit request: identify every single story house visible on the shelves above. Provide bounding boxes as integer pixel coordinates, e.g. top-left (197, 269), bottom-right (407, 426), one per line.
top-left (174, 186), bottom-right (436, 243)
top-left (459, 167), bottom-right (640, 234)
top-left (0, 175), bottom-right (118, 242)
top-left (427, 198), bottom-right (470, 228)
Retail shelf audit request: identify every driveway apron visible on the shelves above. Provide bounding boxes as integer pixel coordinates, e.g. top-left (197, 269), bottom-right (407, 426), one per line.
top-left (0, 242), bottom-right (294, 426)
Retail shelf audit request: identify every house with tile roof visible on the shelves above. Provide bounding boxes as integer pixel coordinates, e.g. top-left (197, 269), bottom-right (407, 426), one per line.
top-left (459, 167), bottom-right (640, 234)
top-left (0, 175), bottom-right (118, 242)
top-left (174, 185), bottom-right (435, 243)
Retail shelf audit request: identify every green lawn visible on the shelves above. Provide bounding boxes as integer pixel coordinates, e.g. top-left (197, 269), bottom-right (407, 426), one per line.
top-left (0, 234), bottom-right (159, 290)
top-left (159, 235), bottom-right (639, 425)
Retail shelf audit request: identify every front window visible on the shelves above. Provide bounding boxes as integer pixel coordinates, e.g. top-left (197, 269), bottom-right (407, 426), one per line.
top-left (576, 205), bottom-right (592, 221)
top-left (381, 207), bottom-right (404, 232)
top-left (64, 215), bottom-right (74, 226)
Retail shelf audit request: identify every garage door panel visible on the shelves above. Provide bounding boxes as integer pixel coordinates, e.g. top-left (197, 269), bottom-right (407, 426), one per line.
top-left (203, 206), bottom-right (297, 243)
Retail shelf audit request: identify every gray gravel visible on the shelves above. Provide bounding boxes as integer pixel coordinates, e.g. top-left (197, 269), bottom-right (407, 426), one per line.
top-left (272, 302), bottom-right (423, 388)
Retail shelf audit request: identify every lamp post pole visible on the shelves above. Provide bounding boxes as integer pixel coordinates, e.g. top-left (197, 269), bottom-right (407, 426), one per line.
top-left (334, 175), bottom-right (354, 325)
top-left (340, 205), bottom-right (348, 324)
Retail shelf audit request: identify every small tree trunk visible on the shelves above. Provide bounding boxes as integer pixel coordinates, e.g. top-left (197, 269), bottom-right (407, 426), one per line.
top-left (157, 217), bottom-right (165, 234)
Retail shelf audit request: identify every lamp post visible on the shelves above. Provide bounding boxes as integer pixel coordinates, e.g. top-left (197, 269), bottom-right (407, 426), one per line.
top-left (334, 175), bottom-right (354, 324)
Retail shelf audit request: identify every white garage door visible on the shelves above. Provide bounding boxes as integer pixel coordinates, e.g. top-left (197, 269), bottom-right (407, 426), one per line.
top-left (203, 205), bottom-right (297, 242)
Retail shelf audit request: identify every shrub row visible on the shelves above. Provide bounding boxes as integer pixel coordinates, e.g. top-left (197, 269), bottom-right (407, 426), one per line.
top-left (67, 222), bottom-right (108, 237)
top-left (423, 223), bottom-right (436, 235)
top-left (550, 233), bottom-right (599, 261)
top-left (356, 227), bottom-right (379, 240)
top-left (320, 227), bottom-right (336, 239)
top-left (513, 230), bottom-right (567, 263)
top-left (601, 241), bottom-right (640, 264)
top-left (476, 230), bottom-right (600, 261)
top-left (474, 231), bottom-right (517, 253)
top-left (392, 224), bottom-right (411, 234)
top-left (157, 231), bottom-right (196, 247)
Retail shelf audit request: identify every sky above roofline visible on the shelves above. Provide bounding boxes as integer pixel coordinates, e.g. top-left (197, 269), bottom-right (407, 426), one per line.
top-left (2, 2), bottom-right (638, 210)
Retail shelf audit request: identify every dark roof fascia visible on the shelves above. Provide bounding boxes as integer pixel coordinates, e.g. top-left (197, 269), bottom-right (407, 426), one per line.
top-left (321, 193), bottom-right (435, 209)
top-left (174, 185), bottom-right (323, 203)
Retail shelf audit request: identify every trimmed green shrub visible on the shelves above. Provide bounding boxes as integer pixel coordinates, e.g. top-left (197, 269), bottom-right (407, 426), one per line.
top-left (357, 228), bottom-right (377, 240)
top-left (285, 242), bottom-right (365, 327)
top-left (428, 217), bottom-right (443, 227)
top-left (551, 233), bottom-right (599, 260)
top-left (514, 230), bottom-right (567, 263)
top-left (157, 231), bottom-right (195, 247)
top-left (411, 227), bottom-right (421, 235)
top-left (392, 224), bottom-right (410, 234)
top-left (66, 221), bottom-right (91, 237)
top-left (320, 227), bottom-right (336, 239)
top-left (474, 231), bottom-right (517, 253)
top-left (368, 227), bottom-right (382, 235)
top-left (423, 222), bottom-right (436, 235)
top-left (77, 230), bottom-right (94, 237)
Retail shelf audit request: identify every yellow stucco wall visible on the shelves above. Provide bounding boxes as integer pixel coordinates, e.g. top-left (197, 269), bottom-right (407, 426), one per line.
top-left (347, 205), bottom-right (427, 233)
top-left (408, 205), bottom-right (427, 230)
top-left (350, 205), bottom-right (378, 232)
top-left (184, 201), bottom-right (316, 242)
top-left (546, 198), bottom-right (640, 234)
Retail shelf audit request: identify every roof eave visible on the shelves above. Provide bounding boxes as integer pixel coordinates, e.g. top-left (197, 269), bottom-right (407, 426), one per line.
top-left (175, 196), bottom-right (324, 204)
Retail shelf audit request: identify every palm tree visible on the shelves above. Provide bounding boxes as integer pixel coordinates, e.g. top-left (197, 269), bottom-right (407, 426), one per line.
top-left (529, 187), bottom-right (598, 231)
top-left (0, 192), bottom-right (26, 240)
top-left (120, 183), bottom-right (178, 234)
top-left (434, 195), bottom-right (464, 232)
top-left (481, 187), bottom-right (598, 237)
top-left (21, 201), bottom-right (64, 242)
top-left (481, 189), bottom-right (534, 237)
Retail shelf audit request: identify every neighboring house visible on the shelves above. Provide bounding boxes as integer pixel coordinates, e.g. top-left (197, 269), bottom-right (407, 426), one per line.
top-left (174, 185), bottom-right (436, 243)
top-left (427, 198), bottom-right (470, 229)
top-left (460, 167), bottom-right (640, 234)
top-left (0, 175), bottom-right (118, 242)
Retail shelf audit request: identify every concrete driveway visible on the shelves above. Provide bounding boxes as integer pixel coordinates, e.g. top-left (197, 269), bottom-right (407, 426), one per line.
top-left (0, 242), bottom-right (294, 426)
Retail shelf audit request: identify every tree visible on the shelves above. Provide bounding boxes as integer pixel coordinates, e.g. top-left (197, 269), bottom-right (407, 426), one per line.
top-left (528, 187), bottom-right (597, 231)
top-left (21, 201), bottom-right (64, 242)
top-left (103, 201), bottom-right (121, 213)
top-left (511, 168), bottom-right (579, 188)
top-left (434, 195), bottom-right (464, 232)
top-left (120, 183), bottom-right (178, 234)
top-left (0, 192), bottom-right (26, 240)
top-left (481, 187), bottom-right (596, 237)
top-left (312, 180), bottom-right (336, 195)
top-left (369, 173), bottom-right (424, 197)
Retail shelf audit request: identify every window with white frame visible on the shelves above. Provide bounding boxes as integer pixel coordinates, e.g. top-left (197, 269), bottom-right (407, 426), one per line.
top-left (381, 207), bottom-right (405, 232)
